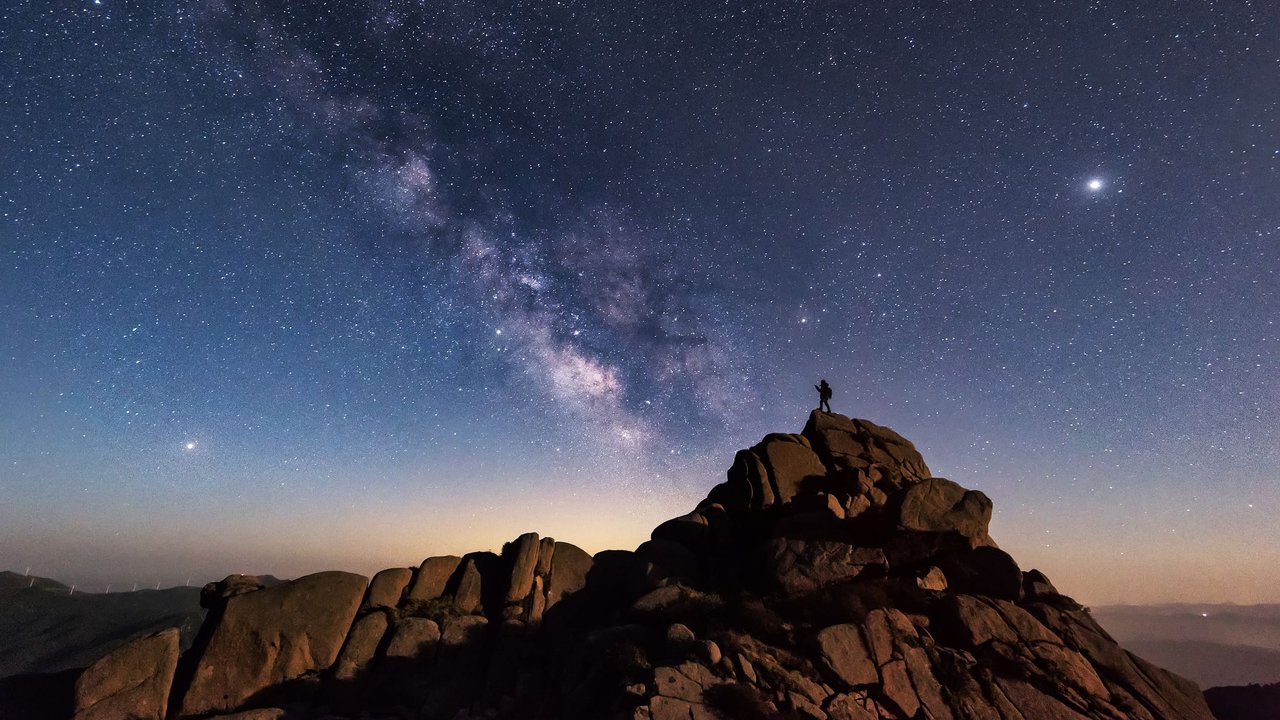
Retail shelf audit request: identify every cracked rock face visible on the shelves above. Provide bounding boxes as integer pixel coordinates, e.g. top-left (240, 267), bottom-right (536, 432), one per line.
top-left (72, 628), bottom-right (179, 720)
top-left (82, 410), bottom-right (1212, 720)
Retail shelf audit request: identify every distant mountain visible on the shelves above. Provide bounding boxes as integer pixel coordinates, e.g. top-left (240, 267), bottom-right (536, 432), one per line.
top-left (0, 580), bottom-right (204, 678)
top-left (1123, 640), bottom-right (1280, 689)
top-left (1093, 604), bottom-right (1280, 688)
top-left (1094, 604), bottom-right (1280, 649)
top-left (0, 570), bottom-right (68, 592)
top-left (1204, 681), bottom-right (1280, 720)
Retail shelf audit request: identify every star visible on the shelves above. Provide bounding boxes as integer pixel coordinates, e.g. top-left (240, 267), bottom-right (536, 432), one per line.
top-left (1087, 178), bottom-right (1104, 191)
top-left (184, 441), bottom-right (197, 451)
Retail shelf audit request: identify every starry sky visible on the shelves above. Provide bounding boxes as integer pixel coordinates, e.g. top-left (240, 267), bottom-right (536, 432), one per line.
top-left (2, 1), bottom-right (1277, 604)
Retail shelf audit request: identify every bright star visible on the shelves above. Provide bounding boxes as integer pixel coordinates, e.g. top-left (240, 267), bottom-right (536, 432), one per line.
top-left (184, 441), bottom-right (196, 451)
top-left (1087, 178), bottom-right (1104, 191)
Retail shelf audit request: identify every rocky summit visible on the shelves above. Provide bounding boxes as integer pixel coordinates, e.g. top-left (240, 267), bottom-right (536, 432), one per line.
top-left (64, 411), bottom-right (1213, 720)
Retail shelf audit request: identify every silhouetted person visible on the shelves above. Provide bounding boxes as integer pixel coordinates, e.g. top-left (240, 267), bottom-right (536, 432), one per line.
top-left (815, 379), bottom-right (832, 413)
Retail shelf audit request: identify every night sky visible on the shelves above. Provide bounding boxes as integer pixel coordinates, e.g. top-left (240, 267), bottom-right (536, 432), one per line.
top-left (2, 1), bottom-right (1277, 603)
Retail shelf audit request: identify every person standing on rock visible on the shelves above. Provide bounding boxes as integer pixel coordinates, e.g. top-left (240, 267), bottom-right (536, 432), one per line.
top-left (815, 379), bottom-right (832, 413)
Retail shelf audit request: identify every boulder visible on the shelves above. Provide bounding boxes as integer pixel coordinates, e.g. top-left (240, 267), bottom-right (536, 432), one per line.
top-left (405, 556), bottom-right (462, 602)
top-left (787, 491), bottom-right (846, 519)
top-left (666, 623), bottom-right (696, 649)
top-left (441, 613), bottom-right (489, 648)
top-left (635, 539), bottom-right (700, 584)
top-left (759, 436), bottom-right (827, 505)
top-left (693, 501), bottom-right (734, 547)
top-left (528, 575), bottom-right (548, 624)
top-left (702, 640), bottom-right (722, 665)
top-left (802, 411), bottom-right (931, 482)
top-left (453, 556), bottom-right (485, 614)
top-left (73, 628), bottom-right (179, 720)
top-left (765, 538), bottom-right (886, 594)
top-left (200, 574), bottom-right (266, 608)
top-left (705, 475), bottom-right (752, 513)
top-left (940, 546), bottom-right (1023, 600)
top-left (862, 609), bottom-right (920, 718)
top-left (178, 571), bottom-right (368, 716)
top-left (651, 511), bottom-right (710, 552)
top-left (650, 695), bottom-right (718, 720)
top-left (384, 616), bottom-right (441, 660)
top-left (897, 638), bottom-right (953, 720)
top-left (897, 477), bottom-right (993, 544)
top-left (844, 493), bottom-right (872, 518)
top-left (653, 662), bottom-right (722, 704)
top-left (362, 567), bottom-right (412, 610)
top-left (331, 610), bottom-right (389, 682)
top-left (996, 678), bottom-right (1092, 720)
top-left (631, 583), bottom-right (722, 621)
top-left (536, 536), bottom-right (556, 576)
top-left (815, 624), bottom-right (877, 688)
top-left (917, 566), bottom-right (948, 591)
top-left (546, 541), bottom-right (593, 609)
top-left (826, 692), bottom-right (881, 720)
top-left (726, 448), bottom-right (774, 510)
top-left (503, 532), bottom-right (542, 604)
top-left (941, 594), bottom-right (1024, 647)
top-left (1022, 568), bottom-right (1059, 599)
top-left (801, 411), bottom-right (870, 467)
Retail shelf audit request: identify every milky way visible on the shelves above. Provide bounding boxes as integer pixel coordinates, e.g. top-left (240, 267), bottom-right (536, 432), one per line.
top-left (2, 1), bottom-right (1278, 603)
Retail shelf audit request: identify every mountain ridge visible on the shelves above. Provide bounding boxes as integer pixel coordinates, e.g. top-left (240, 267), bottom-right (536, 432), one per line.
top-left (0, 570), bottom-right (68, 592)
top-left (0, 584), bottom-right (204, 680)
top-left (17, 411), bottom-right (1219, 719)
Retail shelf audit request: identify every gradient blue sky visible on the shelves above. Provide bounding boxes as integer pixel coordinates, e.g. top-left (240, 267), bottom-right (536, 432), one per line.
top-left (2, 0), bottom-right (1278, 603)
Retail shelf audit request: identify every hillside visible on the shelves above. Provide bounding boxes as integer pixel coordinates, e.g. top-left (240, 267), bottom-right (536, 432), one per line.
top-left (0, 583), bottom-right (204, 678)
top-left (0, 570), bottom-right (69, 593)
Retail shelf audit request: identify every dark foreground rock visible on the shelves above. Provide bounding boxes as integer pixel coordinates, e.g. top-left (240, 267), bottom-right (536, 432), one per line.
top-left (6, 410), bottom-right (1216, 720)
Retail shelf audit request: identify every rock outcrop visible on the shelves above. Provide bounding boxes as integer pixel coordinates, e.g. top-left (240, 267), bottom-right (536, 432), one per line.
top-left (45, 410), bottom-right (1214, 720)
top-left (177, 571), bottom-right (367, 716)
top-left (72, 628), bottom-right (179, 720)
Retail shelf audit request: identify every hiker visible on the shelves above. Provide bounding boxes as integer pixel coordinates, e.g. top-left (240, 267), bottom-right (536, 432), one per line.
top-left (815, 379), bottom-right (832, 413)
